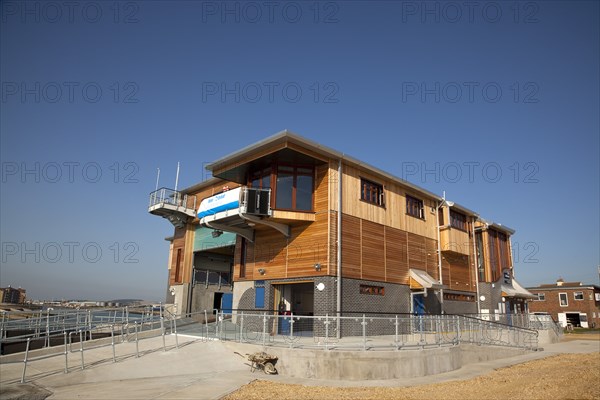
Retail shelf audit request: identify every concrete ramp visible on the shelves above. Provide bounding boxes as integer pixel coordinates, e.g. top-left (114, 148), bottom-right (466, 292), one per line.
top-left (0, 336), bottom-right (255, 400)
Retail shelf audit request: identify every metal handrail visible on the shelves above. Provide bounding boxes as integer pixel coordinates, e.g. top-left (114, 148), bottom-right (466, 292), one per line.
top-left (148, 187), bottom-right (196, 210)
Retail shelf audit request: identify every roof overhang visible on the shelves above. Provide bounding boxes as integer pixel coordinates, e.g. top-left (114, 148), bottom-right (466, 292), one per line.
top-left (501, 278), bottom-right (537, 299)
top-left (409, 269), bottom-right (447, 290)
top-left (475, 218), bottom-right (515, 235)
top-left (203, 130), bottom-right (442, 201)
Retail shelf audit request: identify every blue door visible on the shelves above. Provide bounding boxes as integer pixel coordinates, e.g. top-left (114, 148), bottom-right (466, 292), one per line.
top-left (413, 294), bottom-right (425, 315)
top-left (221, 293), bottom-right (233, 314)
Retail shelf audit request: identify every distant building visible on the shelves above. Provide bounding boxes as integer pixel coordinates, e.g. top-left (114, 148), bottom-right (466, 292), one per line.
top-left (0, 286), bottom-right (26, 304)
top-left (527, 278), bottom-right (600, 328)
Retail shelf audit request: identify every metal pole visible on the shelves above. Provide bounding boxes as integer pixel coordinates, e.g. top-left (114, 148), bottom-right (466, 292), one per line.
top-left (79, 330), bottom-right (84, 370)
top-left (134, 322), bottom-right (139, 357)
top-left (20, 338), bottom-right (31, 383)
top-left (161, 318), bottom-right (166, 351)
top-left (362, 314), bottom-right (367, 351)
top-left (111, 325), bottom-right (116, 362)
top-left (173, 315), bottom-right (179, 348)
top-left (336, 158), bottom-right (342, 339)
top-left (262, 312), bottom-right (267, 347)
top-left (63, 331), bottom-right (68, 373)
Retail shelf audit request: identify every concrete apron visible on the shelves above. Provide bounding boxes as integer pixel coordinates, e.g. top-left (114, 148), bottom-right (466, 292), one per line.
top-left (224, 342), bottom-right (533, 380)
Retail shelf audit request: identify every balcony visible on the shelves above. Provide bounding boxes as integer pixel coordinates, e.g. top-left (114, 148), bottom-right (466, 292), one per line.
top-left (198, 187), bottom-right (290, 241)
top-left (148, 188), bottom-right (197, 228)
top-left (439, 226), bottom-right (470, 256)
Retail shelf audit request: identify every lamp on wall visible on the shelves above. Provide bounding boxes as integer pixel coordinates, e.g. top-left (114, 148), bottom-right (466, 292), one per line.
top-left (258, 268), bottom-right (266, 275)
top-left (314, 263), bottom-right (321, 271)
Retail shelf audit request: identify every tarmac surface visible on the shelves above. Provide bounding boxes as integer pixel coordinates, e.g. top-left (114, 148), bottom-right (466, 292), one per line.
top-left (0, 334), bottom-right (598, 400)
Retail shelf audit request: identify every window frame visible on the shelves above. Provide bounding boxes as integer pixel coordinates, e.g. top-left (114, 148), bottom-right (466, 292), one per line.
top-left (406, 194), bottom-right (425, 219)
top-left (273, 163), bottom-right (315, 212)
top-left (574, 291), bottom-right (584, 301)
top-left (449, 209), bottom-right (467, 231)
top-left (559, 292), bottom-right (568, 307)
top-left (360, 178), bottom-right (385, 207)
top-left (535, 293), bottom-right (546, 301)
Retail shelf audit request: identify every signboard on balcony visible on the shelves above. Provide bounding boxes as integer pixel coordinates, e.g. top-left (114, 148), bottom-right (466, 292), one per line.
top-left (198, 187), bottom-right (241, 219)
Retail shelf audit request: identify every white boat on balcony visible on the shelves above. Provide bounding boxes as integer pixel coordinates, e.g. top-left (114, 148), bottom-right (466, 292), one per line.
top-left (198, 187), bottom-right (289, 242)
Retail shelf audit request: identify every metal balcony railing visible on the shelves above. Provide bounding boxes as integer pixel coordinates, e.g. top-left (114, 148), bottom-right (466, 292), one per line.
top-left (148, 188), bottom-right (196, 212)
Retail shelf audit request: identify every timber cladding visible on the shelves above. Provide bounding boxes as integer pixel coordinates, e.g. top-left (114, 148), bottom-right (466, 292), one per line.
top-left (340, 213), bottom-right (439, 285)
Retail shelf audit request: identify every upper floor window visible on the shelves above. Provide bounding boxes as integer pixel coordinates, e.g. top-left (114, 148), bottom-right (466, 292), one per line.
top-left (275, 165), bottom-right (313, 211)
top-left (450, 210), bottom-right (467, 231)
top-left (535, 293), bottom-right (545, 301)
top-left (250, 168), bottom-right (271, 189)
top-left (574, 292), bottom-right (584, 301)
top-left (360, 178), bottom-right (385, 207)
top-left (406, 195), bottom-right (424, 219)
top-left (559, 292), bottom-right (568, 307)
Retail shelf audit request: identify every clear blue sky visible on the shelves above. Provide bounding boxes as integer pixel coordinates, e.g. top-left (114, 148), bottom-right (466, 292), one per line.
top-left (1, 1), bottom-right (598, 301)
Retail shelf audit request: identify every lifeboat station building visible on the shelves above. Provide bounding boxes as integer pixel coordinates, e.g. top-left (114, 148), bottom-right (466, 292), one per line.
top-left (148, 131), bottom-right (534, 319)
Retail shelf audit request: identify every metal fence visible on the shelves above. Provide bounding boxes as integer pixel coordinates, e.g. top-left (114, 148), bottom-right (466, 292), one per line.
top-left (186, 311), bottom-right (539, 351)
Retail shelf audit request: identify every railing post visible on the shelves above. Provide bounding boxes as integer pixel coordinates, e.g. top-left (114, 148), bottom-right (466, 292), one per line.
top-left (63, 331), bottom-right (68, 373)
top-left (88, 310), bottom-right (92, 341)
top-left (324, 314), bottom-right (330, 350)
top-left (20, 338), bottom-right (31, 383)
top-left (161, 317), bottom-right (166, 351)
top-left (435, 315), bottom-right (440, 346)
top-left (288, 313), bottom-right (295, 348)
top-left (239, 311), bottom-right (244, 343)
top-left (134, 322), bottom-right (139, 357)
top-left (262, 312), bottom-right (267, 347)
top-left (394, 315), bottom-right (399, 349)
top-left (362, 314), bottom-right (367, 351)
top-left (45, 309), bottom-right (50, 347)
top-left (173, 315), bottom-right (179, 349)
top-left (111, 324), bottom-right (116, 362)
top-left (79, 330), bottom-right (84, 370)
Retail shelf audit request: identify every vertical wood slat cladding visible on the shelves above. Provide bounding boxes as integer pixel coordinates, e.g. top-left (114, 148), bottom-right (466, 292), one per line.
top-left (385, 227), bottom-right (409, 284)
top-left (442, 253), bottom-right (472, 291)
top-left (361, 220), bottom-right (386, 281)
top-left (425, 238), bottom-right (439, 281)
top-left (341, 214), bottom-right (362, 279)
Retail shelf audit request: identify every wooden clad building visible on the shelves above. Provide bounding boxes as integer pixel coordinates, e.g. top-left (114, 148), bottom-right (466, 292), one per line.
top-left (148, 130), bottom-right (533, 318)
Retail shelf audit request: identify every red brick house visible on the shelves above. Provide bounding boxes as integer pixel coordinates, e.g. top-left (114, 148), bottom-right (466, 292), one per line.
top-left (527, 279), bottom-right (600, 328)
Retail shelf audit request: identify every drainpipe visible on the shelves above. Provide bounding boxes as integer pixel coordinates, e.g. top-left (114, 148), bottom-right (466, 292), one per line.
top-left (435, 202), bottom-right (444, 314)
top-left (472, 217), bottom-right (481, 314)
top-left (336, 158), bottom-right (342, 338)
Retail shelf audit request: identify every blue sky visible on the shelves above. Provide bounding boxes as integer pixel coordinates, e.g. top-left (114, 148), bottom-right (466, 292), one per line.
top-left (1, 1), bottom-right (598, 301)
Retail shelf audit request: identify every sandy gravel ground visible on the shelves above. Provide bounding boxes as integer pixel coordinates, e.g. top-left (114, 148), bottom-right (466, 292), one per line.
top-left (224, 352), bottom-right (600, 400)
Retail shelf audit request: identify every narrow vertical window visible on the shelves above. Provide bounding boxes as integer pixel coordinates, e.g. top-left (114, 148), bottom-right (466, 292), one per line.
top-left (175, 249), bottom-right (182, 283)
top-left (239, 238), bottom-right (247, 278)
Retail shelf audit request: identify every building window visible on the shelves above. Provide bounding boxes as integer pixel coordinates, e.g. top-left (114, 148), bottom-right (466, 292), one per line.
top-left (406, 195), bottom-right (424, 219)
top-left (559, 292), bottom-right (568, 307)
top-left (174, 249), bottom-right (182, 283)
top-left (250, 167), bottom-right (272, 189)
top-left (359, 285), bottom-right (385, 296)
top-left (450, 210), bottom-right (467, 231)
top-left (275, 165), bottom-right (313, 211)
top-left (574, 292), bottom-right (584, 301)
top-left (536, 293), bottom-right (545, 301)
top-left (360, 178), bottom-right (385, 207)
top-left (239, 238), bottom-right (247, 278)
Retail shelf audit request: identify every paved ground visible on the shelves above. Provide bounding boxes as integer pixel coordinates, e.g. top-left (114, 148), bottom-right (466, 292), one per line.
top-left (0, 334), bottom-right (598, 400)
